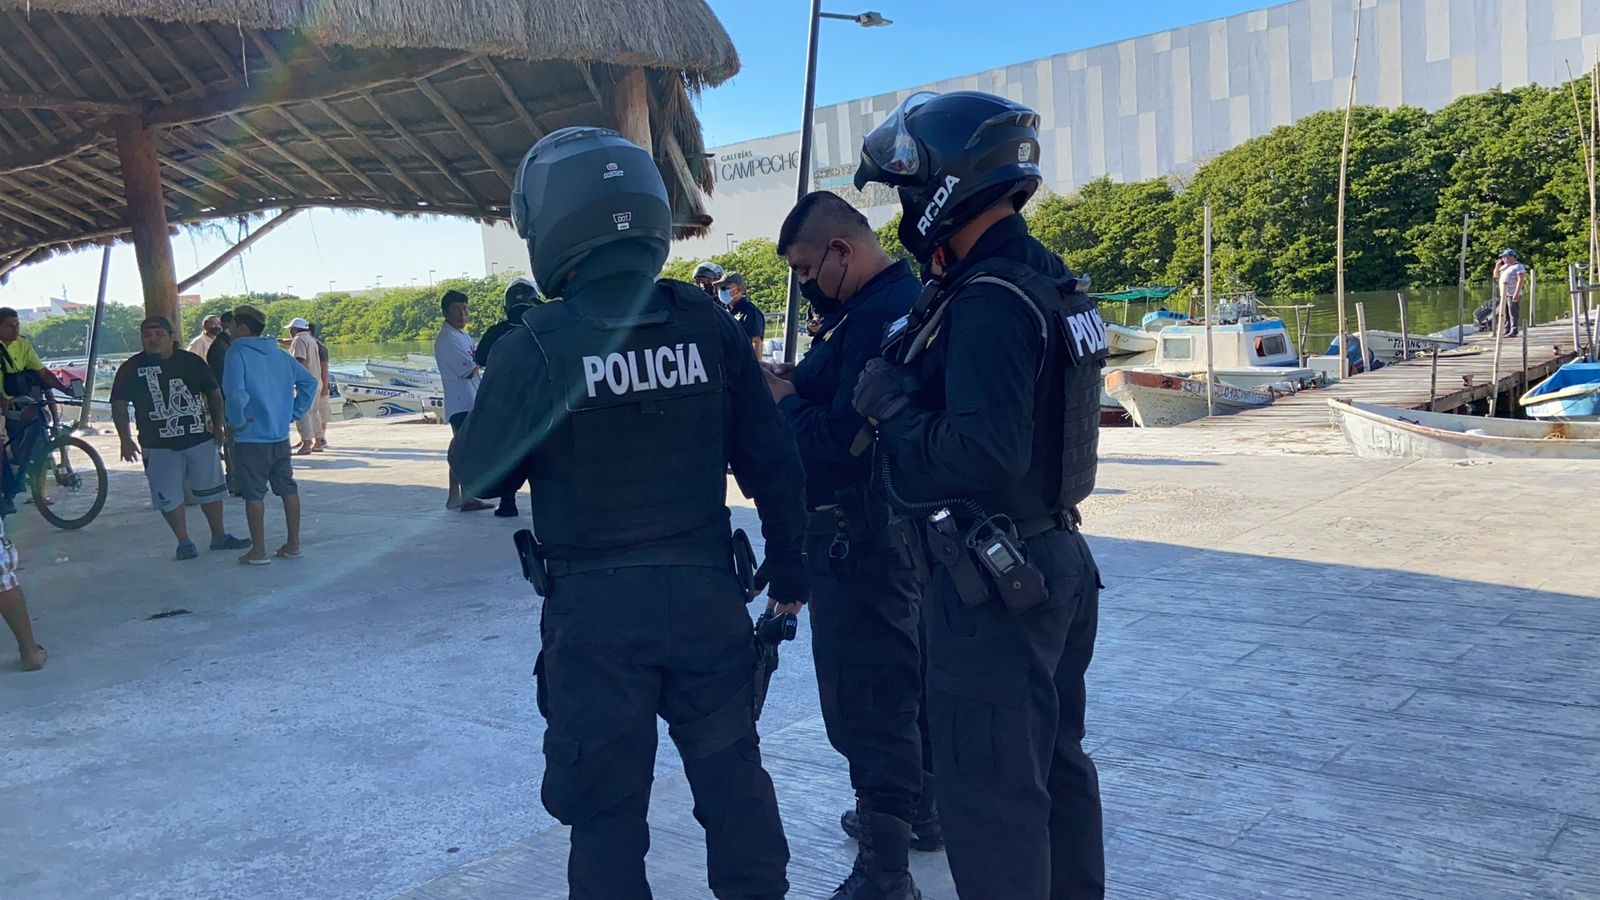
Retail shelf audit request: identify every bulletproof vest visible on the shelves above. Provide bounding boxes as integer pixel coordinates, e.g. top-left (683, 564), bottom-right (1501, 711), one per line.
top-left (951, 257), bottom-right (1107, 518)
top-left (522, 280), bottom-right (730, 551)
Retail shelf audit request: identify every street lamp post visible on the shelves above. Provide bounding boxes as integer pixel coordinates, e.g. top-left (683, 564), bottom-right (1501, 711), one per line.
top-left (327, 280), bottom-right (335, 294)
top-left (428, 268), bottom-right (436, 286)
top-left (726, 232), bottom-right (735, 253)
top-left (782, 7), bottom-right (894, 363)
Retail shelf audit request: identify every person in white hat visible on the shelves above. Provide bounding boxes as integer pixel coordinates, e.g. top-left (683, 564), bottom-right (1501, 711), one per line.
top-left (286, 317), bottom-right (323, 454)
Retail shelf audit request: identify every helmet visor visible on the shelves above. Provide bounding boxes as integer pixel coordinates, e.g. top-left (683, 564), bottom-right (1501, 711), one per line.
top-left (855, 92), bottom-right (937, 190)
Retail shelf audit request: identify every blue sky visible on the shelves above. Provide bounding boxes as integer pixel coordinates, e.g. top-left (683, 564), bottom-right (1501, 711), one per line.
top-left (0, 0), bottom-right (1267, 319)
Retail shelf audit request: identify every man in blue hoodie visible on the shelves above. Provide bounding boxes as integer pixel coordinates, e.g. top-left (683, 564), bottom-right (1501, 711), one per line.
top-left (223, 304), bottom-right (317, 566)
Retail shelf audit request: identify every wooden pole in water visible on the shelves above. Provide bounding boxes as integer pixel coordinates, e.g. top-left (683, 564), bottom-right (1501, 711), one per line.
top-left (1571, 265), bottom-right (1584, 356)
top-left (1396, 291), bottom-right (1410, 362)
top-left (1568, 61), bottom-right (1596, 281)
top-left (1204, 202), bottom-right (1216, 417)
top-left (1520, 269), bottom-right (1533, 416)
top-left (1355, 302), bottom-right (1373, 374)
top-left (1334, 3), bottom-right (1363, 380)
top-left (1456, 212), bottom-right (1470, 344)
top-left (1592, 60), bottom-right (1599, 279)
top-left (1428, 346), bottom-right (1440, 412)
top-left (1490, 299), bottom-right (1506, 418)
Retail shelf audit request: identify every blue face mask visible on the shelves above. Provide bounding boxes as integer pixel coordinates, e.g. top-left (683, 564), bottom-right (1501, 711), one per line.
top-left (719, 289), bottom-right (733, 304)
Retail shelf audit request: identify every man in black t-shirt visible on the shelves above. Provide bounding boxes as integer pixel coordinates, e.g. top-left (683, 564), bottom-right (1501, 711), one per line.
top-left (112, 317), bottom-right (251, 560)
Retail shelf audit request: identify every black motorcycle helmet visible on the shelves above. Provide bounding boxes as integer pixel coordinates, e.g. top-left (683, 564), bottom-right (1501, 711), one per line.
top-left (510, 126), bottom-right (672, 297)
top-left (692, 261), bottom-right (725, 282)
top-left (854, 91), bottom-right (1042, 265)
top-left (503, 276), bottom-right (542, 319)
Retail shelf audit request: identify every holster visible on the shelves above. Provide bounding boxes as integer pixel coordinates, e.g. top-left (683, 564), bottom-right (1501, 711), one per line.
top-left (924, 515), bottom-right (991, 608)
top-left (732, 528), bottom-right (758, 600)
top-left (513, 528), bottom-right (553, 598)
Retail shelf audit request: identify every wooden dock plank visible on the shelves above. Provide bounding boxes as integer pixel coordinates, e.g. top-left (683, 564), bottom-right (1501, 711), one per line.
top-left (1176, 319), bottom-right (1581, 431)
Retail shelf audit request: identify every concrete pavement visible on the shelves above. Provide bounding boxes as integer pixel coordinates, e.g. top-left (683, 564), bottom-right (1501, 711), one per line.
top-left (2, 420), bottom-right (1596, 898)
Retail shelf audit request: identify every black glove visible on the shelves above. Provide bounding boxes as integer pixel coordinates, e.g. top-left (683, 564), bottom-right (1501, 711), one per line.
top-left (755, 552), bottom-right (808, 606)
top-left (852, 358), bottom-right (914, 423)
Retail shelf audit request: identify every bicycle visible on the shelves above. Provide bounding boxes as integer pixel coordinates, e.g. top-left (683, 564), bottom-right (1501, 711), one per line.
top-left (1, 391), bottom-right (108, 530)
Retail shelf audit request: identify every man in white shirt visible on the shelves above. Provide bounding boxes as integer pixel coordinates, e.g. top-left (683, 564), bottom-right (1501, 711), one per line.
top-left (286, 318), bottom-right (323, 454)
top-left (1496, 249), bottom-right (1528, 338)
top-left (434, 290), bottom-right (491, 512)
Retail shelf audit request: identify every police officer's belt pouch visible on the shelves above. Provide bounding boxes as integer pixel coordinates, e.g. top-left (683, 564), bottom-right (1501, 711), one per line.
top-left (924, 510), bottom-right (989, 608)
top-left (732, 528), bottom-right (758, 600)
top-left (969, 518), bottom-right (1048, 615)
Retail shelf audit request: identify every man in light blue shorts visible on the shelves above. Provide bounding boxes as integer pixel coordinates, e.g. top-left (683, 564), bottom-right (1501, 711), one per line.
top-left (111, 316), bottom-right (251, 560)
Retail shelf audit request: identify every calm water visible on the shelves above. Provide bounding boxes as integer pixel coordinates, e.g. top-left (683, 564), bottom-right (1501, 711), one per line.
top-left (1102, 283), bottom-right (1577, 352)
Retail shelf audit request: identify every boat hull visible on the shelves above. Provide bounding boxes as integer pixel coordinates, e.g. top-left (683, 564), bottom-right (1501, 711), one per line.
top-left (1519, 361), bottom-right (1600, 421)
top-left (1329, 399), bottom-right (1600, 459)
top-left (1106, 324), bottom-right (1157, 357)
top-left (1104, 369), bottom-right (1272, 427)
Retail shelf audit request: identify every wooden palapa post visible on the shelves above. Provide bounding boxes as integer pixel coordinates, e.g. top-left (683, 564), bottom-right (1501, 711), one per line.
top-left (611, 67), bottom-right (654, 154)
top-left (113, 117), bottom-right (181, 338)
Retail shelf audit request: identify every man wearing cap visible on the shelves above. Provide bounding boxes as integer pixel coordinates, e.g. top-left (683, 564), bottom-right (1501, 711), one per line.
top-left (286, 317), bottom-right (322, 454)
top-left (1496, 249), bottom-right (1528, 338)
top-left (111, 316), bottom-right (252, 560)
top-left (717, 272), bottom-right (768, 357)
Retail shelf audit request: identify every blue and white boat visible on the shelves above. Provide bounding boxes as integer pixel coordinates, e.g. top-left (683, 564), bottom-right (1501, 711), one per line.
top-left (1140, 309), bottom-right (1189, 333)
top-left (1520, 361), bottom-right (1600, 421)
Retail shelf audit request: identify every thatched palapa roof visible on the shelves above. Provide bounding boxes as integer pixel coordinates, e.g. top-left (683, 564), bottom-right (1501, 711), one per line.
top-left (0, 0), bottom-right (739, 273)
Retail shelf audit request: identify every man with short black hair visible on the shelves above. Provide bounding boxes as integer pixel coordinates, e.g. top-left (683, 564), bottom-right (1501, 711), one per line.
top-left (435, 290), bottom-right (491, 512)
top-left (716, 272), bottom-right (767, 357)
top-left (771, 190), bottom-right (935, 900)
top-left (224, 304), bottom-right (317, 565)
top-left (112, 316), bottom-right (251, 560)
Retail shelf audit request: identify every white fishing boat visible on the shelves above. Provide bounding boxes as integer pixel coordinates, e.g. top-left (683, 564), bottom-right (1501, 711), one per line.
top-left (1328, 399), bottom-right (1600, 459)
top-left (365, 359), bottom-right (444, 390)
top-left (405, 353), bottom-right (439, 369)
top-left (1136, 301), bottom-right (1321, 390)
top-left (1104, 369), bottom-right (1274, 427)
top-left (1325, 325), bottom-right (1479, 366)
top-left (339, 380), bottom-right (443, 419)
top-left (1106, 324), bottom-right (1157, 357)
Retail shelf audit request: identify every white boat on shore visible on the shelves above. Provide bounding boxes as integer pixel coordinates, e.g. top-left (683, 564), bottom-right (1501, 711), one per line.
top-left (1328, 399), bottom-right (1600, 459)
top-left (1104, 369), bottom-right (1274, 427)
top-left (365, 360), bottom-right (444, 390)
top-left (1106, 324), bottom-right (1157, 357)
top-left (339, 379), bottom-right (443, 419)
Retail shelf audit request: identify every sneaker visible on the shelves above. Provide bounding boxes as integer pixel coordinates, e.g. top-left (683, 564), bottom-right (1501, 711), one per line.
top-left (176, 542), bottom-right (199, 560)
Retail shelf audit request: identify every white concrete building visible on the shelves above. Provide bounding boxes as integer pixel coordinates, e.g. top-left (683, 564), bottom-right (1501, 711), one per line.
top-left (485, 0), bottom-right (1600, 270)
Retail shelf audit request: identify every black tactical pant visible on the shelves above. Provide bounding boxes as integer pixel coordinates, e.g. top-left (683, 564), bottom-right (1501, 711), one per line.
top-left (537, 563), bottom-right (789, 900)
top-left (924, 528), bottom-right (1104, 899)
top-left (805, 528), bottom-right (926, 821)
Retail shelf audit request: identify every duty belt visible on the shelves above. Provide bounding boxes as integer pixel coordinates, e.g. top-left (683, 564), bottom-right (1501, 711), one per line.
top-left (544, 542), bottom-right (731, 576)
top-left (1013, 508), bottom-right (1082, 540)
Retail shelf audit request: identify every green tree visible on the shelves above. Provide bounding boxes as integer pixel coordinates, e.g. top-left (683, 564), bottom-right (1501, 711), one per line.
top-left (24, 305), bottom-right (146, 357)
top-left (875, 213), bottom-right (912, 262)
top-left (1028, 179), bottom-right (1178, 290)
top-left (662, 238), bottom-right (790, 312)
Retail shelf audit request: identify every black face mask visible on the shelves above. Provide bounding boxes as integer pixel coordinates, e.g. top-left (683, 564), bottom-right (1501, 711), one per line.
top-left (799, 246), bottom-right (848, 315)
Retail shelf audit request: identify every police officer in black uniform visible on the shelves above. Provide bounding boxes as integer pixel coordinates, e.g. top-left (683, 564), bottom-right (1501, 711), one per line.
top-left (851, 91), bottom-right (1108, 899)
top-left (472, 277), bottom-right (543, 517)
top-left (766, 190), bottom-right (937, 900)
top-left (451, 127), bottom-right (809, 900)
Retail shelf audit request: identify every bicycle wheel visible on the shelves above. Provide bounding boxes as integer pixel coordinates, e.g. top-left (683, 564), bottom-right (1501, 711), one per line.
top-left (30, 436), bottom-right (108, 530)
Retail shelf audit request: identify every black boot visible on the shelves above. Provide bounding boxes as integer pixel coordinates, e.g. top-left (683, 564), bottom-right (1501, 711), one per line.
top-left (841, 786), bottom-right (943, 852)
top-left (830, 811), bottom-right (920, 900)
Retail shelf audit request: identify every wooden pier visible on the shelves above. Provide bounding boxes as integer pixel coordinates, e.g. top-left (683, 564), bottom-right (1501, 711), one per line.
top-left (1179, 319), bottom-right (1582, 431)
